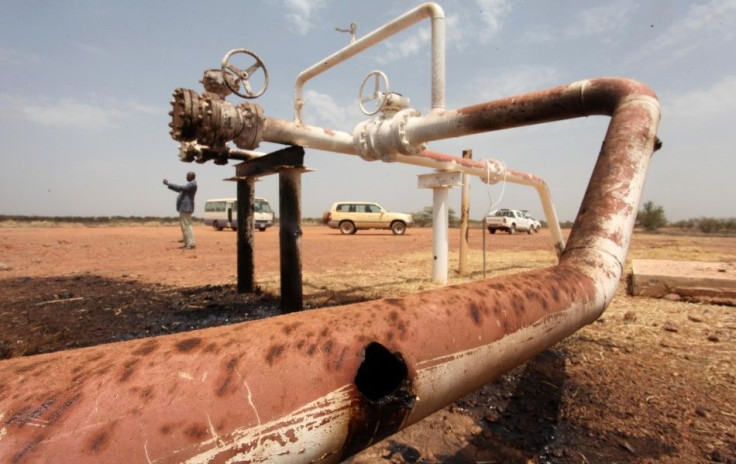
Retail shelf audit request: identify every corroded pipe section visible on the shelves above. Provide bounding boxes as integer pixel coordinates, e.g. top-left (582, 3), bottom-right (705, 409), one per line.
top-left (0, 79), bottom-right (659, 463)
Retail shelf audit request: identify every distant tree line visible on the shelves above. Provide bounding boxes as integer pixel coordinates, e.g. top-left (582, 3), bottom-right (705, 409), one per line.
top-left (0, 215), bottom-right (190, 225)
top-left (4, 206), bottom-right (735, 235)
top-left (635, 201), bottom-right (736, 234)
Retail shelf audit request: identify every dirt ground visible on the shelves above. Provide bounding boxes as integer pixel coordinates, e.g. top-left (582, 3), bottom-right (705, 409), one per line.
top-left (0, 224), bottom-right (734, 463)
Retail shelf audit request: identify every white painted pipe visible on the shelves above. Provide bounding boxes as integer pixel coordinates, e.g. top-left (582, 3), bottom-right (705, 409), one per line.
top-left (432, 187), bottom-right (449, 284)
top-left (294, 2), bottom-right (445, 124)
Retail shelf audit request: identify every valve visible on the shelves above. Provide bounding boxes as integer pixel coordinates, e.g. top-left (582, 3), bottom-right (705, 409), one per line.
top-left (221, 49), bottom-right (269, 99)
top-left (169, 87), bottom-right (265, 151)
top-left (359, 70), bottom-right (389, 115)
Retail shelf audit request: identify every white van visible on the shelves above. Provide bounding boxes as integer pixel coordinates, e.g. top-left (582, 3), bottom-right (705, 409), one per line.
top-left (203, 197), bottom-right (274, 231)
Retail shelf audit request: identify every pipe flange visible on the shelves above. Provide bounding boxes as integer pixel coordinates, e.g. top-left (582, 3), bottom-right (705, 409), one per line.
top-left (169, 88), bottom-right (204, 142)
top-left (199, 96), bottom-right (222, 146)
top-left (233, 102), bottom-right (264, 150)
top-left (393, 109), bottom-right (425, 156)
top-left (353, 119), bottom-right (380, 161)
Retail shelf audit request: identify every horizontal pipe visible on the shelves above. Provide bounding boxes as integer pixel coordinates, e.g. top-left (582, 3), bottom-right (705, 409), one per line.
top-left (399, 151), bottom-right (565, 255)
top-left (0, 78), bottom-right (659, 463)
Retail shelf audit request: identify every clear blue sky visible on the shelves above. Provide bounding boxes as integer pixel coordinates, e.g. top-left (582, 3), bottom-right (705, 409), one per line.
top-left (1, 0), bottom-right (734, 222)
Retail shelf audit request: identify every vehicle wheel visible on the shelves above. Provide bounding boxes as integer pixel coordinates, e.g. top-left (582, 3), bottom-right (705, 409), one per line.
top-left (231, 226), bottom-right (237, 232)
top-left (489, 228), bottom-right (496, 234)
top-left (258, 227), bottom-right (266, 232)
top-left (509, 224), bottom-right (516, 235)
top-left (213, 221), bottom-right (223, 231)
top-left (527, 227), bottom-right (533, 235)
top-left (390, 221), bottom-right (406, 235)
top-left (339, 221), bottom-right (356, 235)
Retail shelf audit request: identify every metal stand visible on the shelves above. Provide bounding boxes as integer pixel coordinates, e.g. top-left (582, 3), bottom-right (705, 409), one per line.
top-left (232, 146), bottom-right (308, 312)
top-left (236, 178), bottom-right (256, 293)
top-left (418, 171), bottom-right (462, 284)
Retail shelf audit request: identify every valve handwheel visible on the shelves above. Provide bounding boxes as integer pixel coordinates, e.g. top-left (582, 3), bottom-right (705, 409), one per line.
top-left (359, 70), bottom-right (390, 115)
top-left (221, 49), bottom-right (269, 99)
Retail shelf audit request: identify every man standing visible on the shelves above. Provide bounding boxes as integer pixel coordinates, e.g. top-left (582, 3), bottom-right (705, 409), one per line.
top-left (163, 172), bottom-right (197, 249)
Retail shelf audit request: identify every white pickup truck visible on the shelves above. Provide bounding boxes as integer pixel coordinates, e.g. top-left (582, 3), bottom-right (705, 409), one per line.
top-left (485, 209), bottom-right (536, 235)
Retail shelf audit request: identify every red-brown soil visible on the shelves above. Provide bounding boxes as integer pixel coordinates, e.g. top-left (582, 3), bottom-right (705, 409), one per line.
top-left (0, 225), bottom-right (734, 463)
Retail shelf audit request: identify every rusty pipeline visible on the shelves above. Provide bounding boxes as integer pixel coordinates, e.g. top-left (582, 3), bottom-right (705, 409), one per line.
top-left (0, 78), bottom-right (659, 463)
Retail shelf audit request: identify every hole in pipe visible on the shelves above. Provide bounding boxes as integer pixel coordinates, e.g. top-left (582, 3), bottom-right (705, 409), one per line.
top-left (355, 342), bottom-right (408, 402)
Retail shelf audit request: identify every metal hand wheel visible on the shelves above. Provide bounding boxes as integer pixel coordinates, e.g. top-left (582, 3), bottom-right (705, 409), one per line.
top-left (221, 49), bottom-right (269, 99)
top-left (359, 70), bottom-right (389, 115)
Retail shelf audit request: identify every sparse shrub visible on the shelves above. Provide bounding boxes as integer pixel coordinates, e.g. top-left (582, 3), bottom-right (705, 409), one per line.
top-left (411, 207), bottom-right (460, 227)
top-left (637, 201), bottom-right (667, 231)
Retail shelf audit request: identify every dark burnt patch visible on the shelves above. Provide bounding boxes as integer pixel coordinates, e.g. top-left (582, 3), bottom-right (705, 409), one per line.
top-left (0, 278), bottom-right (280, 361)
top-left (203, 342), bottom-right (220, 354)
top-left (265, 344), bottom-right (285, 366)
top-left (132, 339), bottom-right (159, 356)
top-left (176, 337), bottom-right (202, 353)
top-left (160, 423), bottom-right (176, 435)
top-left (323, 339), bottom-right (334, 355)
top-left (140, 386), bottom-right (154, 401)
top-left (184, 423), bottom-right (208, 441)
top-left (470, 303), bottom-right (482, 325)
top-left (396, 320), bottom-right (408, 340)
top-left (550, 286), bottom-right (560, 303)
top-left (46, 393), bottom-right (81, 425)
top-left (216, 357), bottom-right (239, 397)
top-left (281, 322), bottom-right (303, 335)
top-left (335, 347), bottom-right (348, 370)
top-left (12, 435), bottom-right (44, 464)
top-left (119, 358), bottom-right (139, 383)
top-left (88, 427), bottom-right (113, 453)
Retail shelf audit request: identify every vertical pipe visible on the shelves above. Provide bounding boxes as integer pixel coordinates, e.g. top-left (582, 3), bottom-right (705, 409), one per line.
top-left (237, 178), bottom-right (255, 293)
top-left (279, 168), bottom-right (303, 312)
top-left (432, 187), bottom-right (449, 284)
top-left (430, 7), bottom-right (445, 111)
top-left (482, 217), bottom-right (487, 278)
top-left (458, 150), bottom-right (471, 275)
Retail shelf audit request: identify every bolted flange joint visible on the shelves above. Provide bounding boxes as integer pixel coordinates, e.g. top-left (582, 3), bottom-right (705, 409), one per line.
top-left (168, 88), bottom-right (265, 154)
top-left (353, 108), bottom-right (426, 162)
